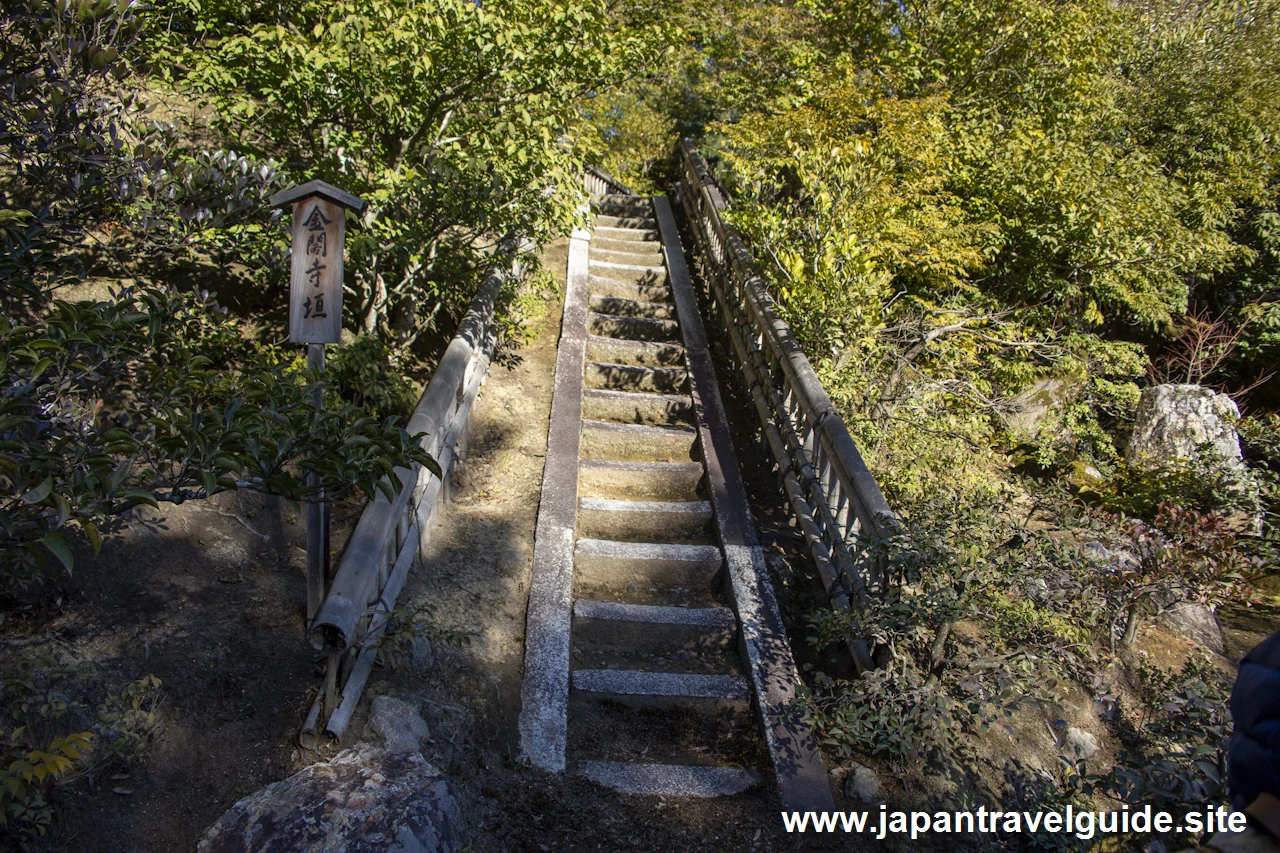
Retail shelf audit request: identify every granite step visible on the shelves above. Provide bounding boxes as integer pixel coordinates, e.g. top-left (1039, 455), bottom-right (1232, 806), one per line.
top-left (582, 388), bottom-right (695, 426)
top-left (579, 420), bottom-right (698, 462)
top-left (577, 497), bottom-right (712, 541)
top-left (578, 459), bottom-right (705, 501)
top-left (584, 361), bottom-right (688, 394)
top-left (571, 668), bottom-right (750, 711)
top-left (577, 761), bottom-right (760, 798)
top-left (573, 537), bottom-right (723, 588)
top-left (588, 312), bottom-right (681, 343)
top-left (588, 295), bottom-right (676, 320)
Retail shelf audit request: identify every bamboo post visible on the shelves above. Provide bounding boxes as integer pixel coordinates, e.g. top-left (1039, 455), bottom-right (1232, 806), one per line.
top-left (269, 180), bottom-right (366, 625)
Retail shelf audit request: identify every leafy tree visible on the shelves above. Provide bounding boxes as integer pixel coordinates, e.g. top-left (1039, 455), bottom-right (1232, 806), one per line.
top-left (149, 0), bottom-right (671, 342)
top-left (1, 0), bottom-right (434, 595)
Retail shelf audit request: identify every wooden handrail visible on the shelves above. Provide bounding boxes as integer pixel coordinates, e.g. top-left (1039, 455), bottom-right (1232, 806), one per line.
top-left (676, 139), bottom-right (894, 669)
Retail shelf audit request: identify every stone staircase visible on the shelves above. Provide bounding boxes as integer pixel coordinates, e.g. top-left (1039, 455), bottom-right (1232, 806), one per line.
top-left (519, 193), bottom-right (832, 809)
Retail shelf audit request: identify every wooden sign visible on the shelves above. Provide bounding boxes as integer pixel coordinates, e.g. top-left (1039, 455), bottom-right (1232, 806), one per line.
top-left (269, 180), bottom-right (366, 345)
top-left (288, 197), bottom-right (344, 343)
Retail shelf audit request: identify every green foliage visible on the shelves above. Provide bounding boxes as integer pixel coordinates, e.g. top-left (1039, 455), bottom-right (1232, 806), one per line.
top-left (1082, 658), bottom-right (1232, 846)
top-left (1, 0), bottom-right (441, 595)
top-left (1084, 504), bottom-right (1262, 651)
top-left (1, 649), bottom-right (160, 841)
top-left (0, 288), bottom-right (438, 594)
top-left (1098, 457), bottom-right (1245, 520)
top-left (149, 0), bottom-right (672, 341)
top-left (327, 336), bottom-right (420, 425)
top-left (806, 667), bottom-right (956, 761)
top-left (806, 493), bottom-right (1068, 761)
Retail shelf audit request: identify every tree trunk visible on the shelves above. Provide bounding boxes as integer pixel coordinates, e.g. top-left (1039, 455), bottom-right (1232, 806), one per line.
top-left (362, 271), bottom-right (388, 336)
top-left (1121, 601), bottom-right (1143, 649)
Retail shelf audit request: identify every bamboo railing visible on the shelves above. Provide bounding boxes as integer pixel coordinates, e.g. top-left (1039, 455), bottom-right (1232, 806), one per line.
top-left (583, 164), bottom-right (634, 197)
top-left (675, 139), bottom-right (894, 673)
top-left (302, 254), bottom-right (516, 742)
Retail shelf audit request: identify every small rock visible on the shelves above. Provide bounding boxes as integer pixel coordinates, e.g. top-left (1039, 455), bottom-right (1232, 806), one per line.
top-left (370, 695), bottom-right (431, 754)
top-left (1159, 603), bottom-right (1225, 655)
top-left (1063, 727), bottom-right (1099, 761)
top-left (1008, 376), bottom-right (1082, 440)
top-left (411, 636), bottom-right (433, 665)
top-left (1066, 461), bottom-right (1107, 494)
top-left (843, 762), bottom-right (882, 803)
top-left (198, 744), bottom-right (466, 853)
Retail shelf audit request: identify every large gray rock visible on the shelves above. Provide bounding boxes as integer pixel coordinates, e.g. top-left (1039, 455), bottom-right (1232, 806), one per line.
top-left (370, 695), bottom-right (431, 754)
top-left (1127, 384), bottom-right (1244, 470)
top-left (1159, 602), bottom-right (1225, 654)
top-left (1127, 384), bottom-right (1261, 528)
top-left (1063, 727), bottom-right (1099, 761)
top-left (843, 762), bottom-right (883, 803)
top-left (198, 744), bottom-right (467, 853)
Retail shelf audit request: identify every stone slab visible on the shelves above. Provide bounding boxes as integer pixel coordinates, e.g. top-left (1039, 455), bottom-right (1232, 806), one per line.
top-left (578, 761), bottom-right (760, 798)
top-left (518, 230), bottom-right (590, 773)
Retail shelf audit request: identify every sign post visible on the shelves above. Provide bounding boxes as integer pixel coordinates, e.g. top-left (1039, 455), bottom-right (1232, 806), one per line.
top-left (270, 180), bottom-right (365, 626)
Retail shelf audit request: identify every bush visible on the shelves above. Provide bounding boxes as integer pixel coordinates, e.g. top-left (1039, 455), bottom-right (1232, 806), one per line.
top-left (0, 649), bottom-right (160, 841)
top-left (326, 336), bottom-right (421, 425)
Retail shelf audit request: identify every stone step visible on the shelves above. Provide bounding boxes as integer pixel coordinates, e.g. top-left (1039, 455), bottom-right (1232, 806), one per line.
top-left (590, 257), bottom-right (666, 276)
top-left (592, 237), bottom-right (664, 257)
top-left (584, 361), bottom-right (688, 395)
top-left (591, 192), bottom-right (645, 203)
top-left (592, 245), bottom-right (664, 266)
top-left (587, 276), bottom-right (673, 304)
top-left (577, 496), bottom-right (712, 541)
top-left (578, 459), bottom-right (704, 501)
top-left (566, 694), bottom-right (762, 769)
top-left (571, 669), bottom-right (750, 711)
top-left (585, 335), bottom-right (684, 367)
top-left (588, 295), bottom-right (676, 321)
top-left (593, 197), bottom-right (651, 215)
top-left (586, 262), bottom-right (667, 288)
top-left (596, 214), bottom-right (657, 230)
top-left (573, 537), bottom-right (723, 588)
top-left (577, 761), bottom-right (760, 798)
top-left (582, 388), bottom-right (694, 426)
top-left (573, 599), bottom-right (737, 653)
top-left (580, 419), bottom-right (697, 462)
top-left (573, 637), bottom-right (740, 677)
top-left (588, 312), bottom-right (681, 343)
top-left (592, 225), bottom-right (660, 243)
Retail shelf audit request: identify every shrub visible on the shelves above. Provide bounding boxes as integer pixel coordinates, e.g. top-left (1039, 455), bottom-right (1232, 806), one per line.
top-left (0, 650), bottom-right (160, 841)
top-left (326, 336), bottom-right (421, 425)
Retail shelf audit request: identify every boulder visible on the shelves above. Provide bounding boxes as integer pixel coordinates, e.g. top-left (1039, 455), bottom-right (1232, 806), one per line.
top-left (1127, 384), bottom-right (1244, 471)
top-left (198, 744), bottom-right (467, 853)
top-left (1008, 377), bottom-right (1082, 441)
top-left (843, 762), bottom-right (883, 803)
top-left (370, 695), bottom-right (431, 754)
top-left (1159, 602), bottom-right (1225, 655)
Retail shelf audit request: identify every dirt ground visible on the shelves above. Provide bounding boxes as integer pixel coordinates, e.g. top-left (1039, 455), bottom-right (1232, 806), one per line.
top-left (2, 485), bottom-right (373, 852)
